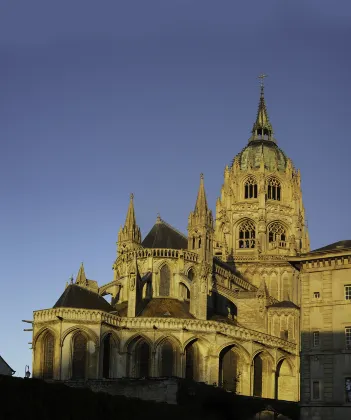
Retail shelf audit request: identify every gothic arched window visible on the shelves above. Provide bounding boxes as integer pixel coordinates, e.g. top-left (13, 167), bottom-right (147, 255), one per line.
top-left (102, 334), bottom-right (111, 379)
top-left (267, 178), bottom-right (281, 201)
top-left (244, 176), bottom-right (258, 199)
top-left (238, 220), bottom-right (256, 249)
top-left (159, 264), bottom-right (171, 296)
top-left (268, 222), bottom-right (287, 248)
top-left (137, 340), bottom-right (150, 377)
top-left (43, 332), bottom-right (54, 379)
top-left (72, 333), bottom-right (87, 380)
top-left (160, 341), bottom-right (174, 376)
top-left (187, 268), bottom-right (194, 281)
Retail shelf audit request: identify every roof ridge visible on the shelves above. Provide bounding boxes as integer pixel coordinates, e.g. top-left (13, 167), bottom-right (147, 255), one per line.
top-left (159, 218), bottom-right (187, 240)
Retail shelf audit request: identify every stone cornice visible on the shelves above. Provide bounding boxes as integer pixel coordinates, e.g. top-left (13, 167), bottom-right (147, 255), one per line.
top-left (33, 307), bottom-right (297, 354)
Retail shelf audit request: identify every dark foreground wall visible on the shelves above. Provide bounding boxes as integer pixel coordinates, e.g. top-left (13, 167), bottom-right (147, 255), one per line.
top-left (0, 375), bottom-right (209, 420)
top-left (0, 375), bottom-right (298, 420)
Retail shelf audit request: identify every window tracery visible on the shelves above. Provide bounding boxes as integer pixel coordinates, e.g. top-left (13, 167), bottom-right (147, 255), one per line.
top-left (72, 332), bottom-right (87, 380)
top-left (267, 177), bottom-right (281, 201)
top-left (238, 220), bottom-right (256, 249)
top-left (244, 176), bottom-right (258, 199)
top-left (159, 265), bottom-right (171, 296)
top-left (268, 222), bottom-right (287, 249)
top-left (43, 332), bottom-right (54, 379)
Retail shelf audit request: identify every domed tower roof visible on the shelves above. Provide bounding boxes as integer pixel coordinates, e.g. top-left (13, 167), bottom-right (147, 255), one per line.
top-left (233, 75), bottom-right (288, 172)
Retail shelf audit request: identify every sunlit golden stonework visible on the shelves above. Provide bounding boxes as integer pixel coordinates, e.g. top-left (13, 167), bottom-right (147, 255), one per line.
top-left (32, 82), bottom-right (312, 405)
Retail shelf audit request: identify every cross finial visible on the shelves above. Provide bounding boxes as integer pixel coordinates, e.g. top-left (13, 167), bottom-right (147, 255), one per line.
top-left (130, 193), bottom-right (134, 200)
top-left (258, 73), bottom-right (267, 88)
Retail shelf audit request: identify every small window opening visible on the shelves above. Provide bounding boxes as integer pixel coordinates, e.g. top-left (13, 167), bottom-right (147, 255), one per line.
top-left (313, 292), bottom-right (320, 299)
top-left (313, 331), bottom-right (320, 347)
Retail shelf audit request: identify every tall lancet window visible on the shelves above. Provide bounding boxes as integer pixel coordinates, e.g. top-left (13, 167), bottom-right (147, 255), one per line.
top-left (159, 264), bottom-right (171, 296)
top-left (267, 178), bottom-right (281, 201)
top-left (72, 333), bottom-right (87, 380)
top-left (238, 220), bottom-right (256, 249)
top-left (244, 176), bottom-right (258, 199)
top-left (43, 332), bottom-right (54, 379)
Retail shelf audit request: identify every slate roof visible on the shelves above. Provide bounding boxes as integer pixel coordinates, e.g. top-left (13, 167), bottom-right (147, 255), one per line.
top-left (268, 300), bottom-right (299, 309)
top-left (53, 284), bottom-right (113, 312)
top-left (142, 218), bottom-right (188, 249)
top-left (309, 240), bottom-right (351, 254)
top-left (0, 355), bottom-right (15, 375)
top-left (138, 298), bottom-right (194, 319)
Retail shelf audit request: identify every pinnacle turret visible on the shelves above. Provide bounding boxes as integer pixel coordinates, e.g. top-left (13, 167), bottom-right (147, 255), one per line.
top-left (117, 193), bottom-right (141, 254)
top-left (194, 173), bottom-right (209, 215)
top-left (75, 262), bottom-right (87, 286)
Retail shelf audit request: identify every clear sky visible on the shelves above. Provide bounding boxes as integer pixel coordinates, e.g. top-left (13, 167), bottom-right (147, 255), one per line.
top-left (0, 0), bottom-right (350, 376)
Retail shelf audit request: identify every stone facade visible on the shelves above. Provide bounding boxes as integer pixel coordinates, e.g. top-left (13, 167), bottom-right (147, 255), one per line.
top-left (290, 245), bottom-right (351, 420)
top-left (31, 83), bottom-right (305, 405)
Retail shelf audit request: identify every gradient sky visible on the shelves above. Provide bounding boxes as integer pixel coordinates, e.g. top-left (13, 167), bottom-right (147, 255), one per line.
top-left (0, 0), bottom-right (350, 376)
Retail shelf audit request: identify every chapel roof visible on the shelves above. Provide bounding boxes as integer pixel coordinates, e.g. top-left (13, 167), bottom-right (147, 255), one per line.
top-left (142, 216), bottom-right (188, 249)
top-left (268, 300), bottom-right (299, 309)
top-left (309, 240), bottom-right (351, 254)
top-left (53, 284), bottom-right (114, 312)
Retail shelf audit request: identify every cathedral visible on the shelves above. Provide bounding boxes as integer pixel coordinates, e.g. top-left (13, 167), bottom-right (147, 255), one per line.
top-left (32, 81), bottom-right (310, 404)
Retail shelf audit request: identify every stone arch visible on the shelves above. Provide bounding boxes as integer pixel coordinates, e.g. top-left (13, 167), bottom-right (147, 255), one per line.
top-left (251, 350), bottom-right (275, 398)
top-left (71, 331), bottom-right (88, 380)
top-left (155, 335), bottom-right (181, 377)
top-left (186, 267), bottom-right (195, 281)
top-left (179, 282), bottom-right (190, 299)
top-left (218, 344), bottom-right (242, 392)
top-left (122, 333), bottom-right (153, 353)
top-left (33, 326), bottom-right (58, 349)
top-left (275, 358), bottom-right (295, 401)
top-left (61, 325), bottom-right (99, 348)
top-left (217, 341), bottom-right (251, 365)
top-left (101, 331), bottom-right (120, 379)
top-left (236, 218), bottom-right (256, 249)
top-left (126, 334), bottom-right (152, 378)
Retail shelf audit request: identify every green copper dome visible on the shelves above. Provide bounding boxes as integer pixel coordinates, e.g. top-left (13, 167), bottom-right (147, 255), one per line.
top-left (233, 80), bottom-right (288, 172)
top-left (237, 140), bottom-right (288, 172)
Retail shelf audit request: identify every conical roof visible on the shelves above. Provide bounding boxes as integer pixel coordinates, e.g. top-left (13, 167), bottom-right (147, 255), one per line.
top-left (142, 217), bottom-right (187, 249)
top-left (53, 284), bottom-right (113, 312)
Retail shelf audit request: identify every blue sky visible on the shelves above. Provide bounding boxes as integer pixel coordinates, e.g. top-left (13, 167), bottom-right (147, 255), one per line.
top-left (0, 0), bottom-right (350, 376)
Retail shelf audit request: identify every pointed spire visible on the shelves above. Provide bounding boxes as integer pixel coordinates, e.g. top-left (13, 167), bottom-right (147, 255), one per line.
top-left (250, 74), bottom-right (275, 143)
top-left (194, 173), bottom-right (209, 215)
top-left (125, 193), bottom-right (137, 230)
top-left (76, 262), bottom-right (87, 285)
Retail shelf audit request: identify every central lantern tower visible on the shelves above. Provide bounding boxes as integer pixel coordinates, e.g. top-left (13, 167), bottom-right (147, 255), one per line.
top-left (213, 78), bottom-right (310, 303)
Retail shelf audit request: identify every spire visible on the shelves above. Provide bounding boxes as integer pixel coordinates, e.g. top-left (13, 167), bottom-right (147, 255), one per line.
top-left (194, 173), bottom-right (209, 215)
top-left (117, 193), bottom-right (141, 253)
top-left (250, 74), bottom-right (275, 143)
top-left (125, 193), bottom-right (137, 230)
top-left (75, 262), bottom-right (87, 285)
